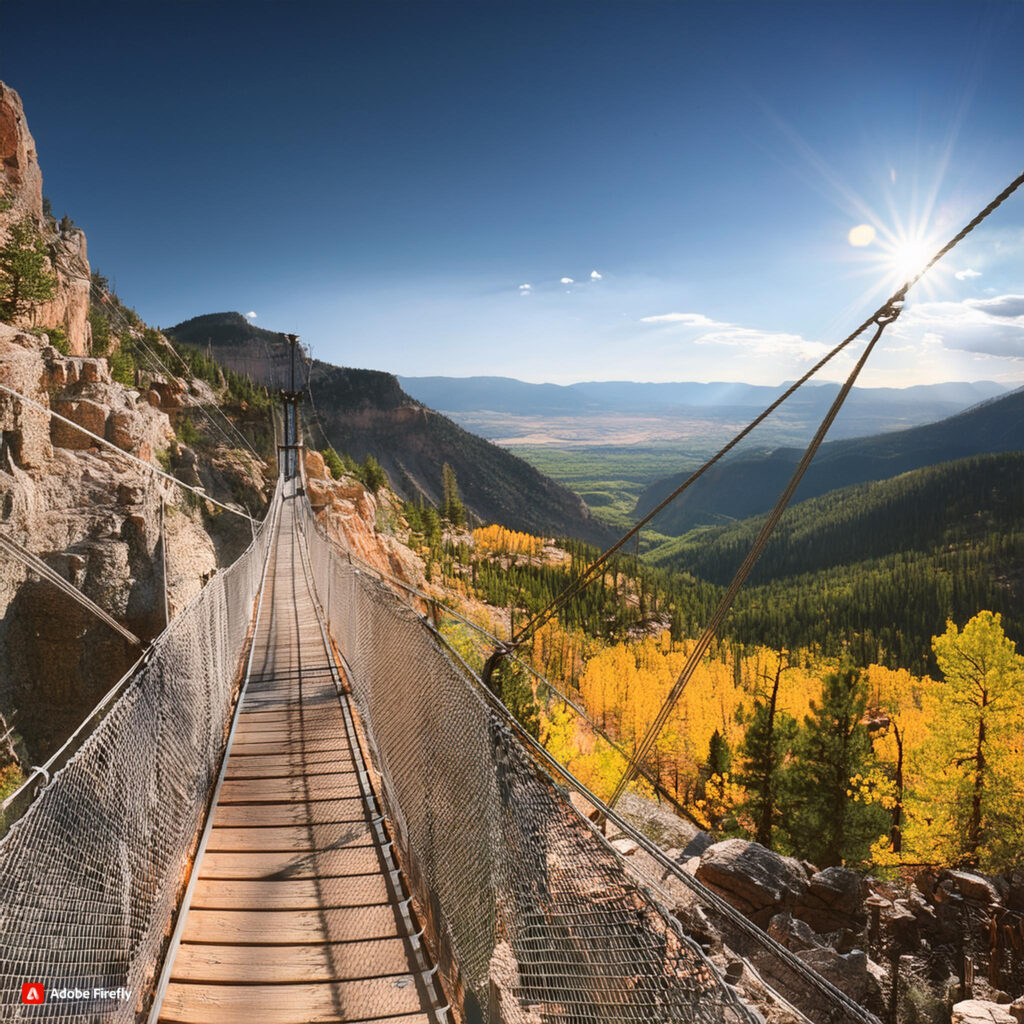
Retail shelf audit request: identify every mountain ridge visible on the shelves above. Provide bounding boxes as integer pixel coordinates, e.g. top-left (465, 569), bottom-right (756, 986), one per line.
top-left (166, 313), bottom-right (615, 545)
top-left (634, 385), bottom-right (1024, 535)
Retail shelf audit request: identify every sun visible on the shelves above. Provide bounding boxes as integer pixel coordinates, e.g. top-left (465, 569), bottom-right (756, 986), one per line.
top-left (884, 236), bottom-right (934, 285)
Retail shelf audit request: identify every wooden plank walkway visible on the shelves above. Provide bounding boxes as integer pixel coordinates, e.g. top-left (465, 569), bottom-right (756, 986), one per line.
top-left (157, 494), bottom-right (444, 1024)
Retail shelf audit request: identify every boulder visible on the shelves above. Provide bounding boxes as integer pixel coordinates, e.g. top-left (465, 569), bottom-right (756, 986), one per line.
top-left (307, 477), bottom-right (331, 509)
top-left (944, 871), bottom-right (1002, 906)
top-left (51, 398), bottom-right (108, 449)
top-left (78, 358), bottom-right (110, 384)
top-left (952, 1001), bottom-right (1017, 1024)
top-left (796, 947), bottom-right (883, 1012)
top-left (304, 449), bottom-right (328, 480)
top-left (767, 911), bottom-right (822, 953)
top-left (806, 866), bottom-right (866, 916)
top-left (884, 901), bottom-right (920, 948)
top-left (696, 839), bottom-right (808, 922)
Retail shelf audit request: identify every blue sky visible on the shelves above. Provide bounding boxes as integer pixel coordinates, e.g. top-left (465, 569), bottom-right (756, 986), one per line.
top-left (2, 0), bottom-right (1023, 386)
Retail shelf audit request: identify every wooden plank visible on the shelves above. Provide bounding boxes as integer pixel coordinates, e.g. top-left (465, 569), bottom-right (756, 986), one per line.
top-left (205, 821), bottom-right (374, 852)
top-left (228, 737), bottom-right (350, 756)
top-left (223, 752), bottom-right (355, 776)
top-left (158, 978), bottom-right (428, 1024)
top-left (227, 748), bottom-right (352, 767)
top-left (190, 874), bottom-right (394, 910)
top-left (219, 774), bottom-right (363, 803)
top-left (168, 937), bottom-right (418, 984)
top-left (179, 904), bottom-right (404, 945)
top-left (232, 726), bottom-right (348, 744)
top-left (199, 847), bottom-right (384, 881)
top-left (212, 798), bottom-right (368, 828)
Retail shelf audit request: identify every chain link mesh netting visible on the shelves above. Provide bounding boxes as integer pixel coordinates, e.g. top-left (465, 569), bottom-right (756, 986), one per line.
top-left (0, 487), bottom-right (279, 1023)
top-left (298, 501), bottom-right (758, 1024)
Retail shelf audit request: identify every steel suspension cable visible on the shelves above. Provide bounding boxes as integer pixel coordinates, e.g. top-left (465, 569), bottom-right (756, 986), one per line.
top-left (603, 166), bottom-right (1024, 810)
top-left (0, 530), bottom-right (142, 645)
top-left (607, 303), bottom-right (900, 810)
top-left (504, 166), bottom-right (1024, 658)
top-left (0, 381), bottom-right (256, 522)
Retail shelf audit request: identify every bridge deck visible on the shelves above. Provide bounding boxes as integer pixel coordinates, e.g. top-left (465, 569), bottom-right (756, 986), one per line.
top-left (157, 495), bottom-right (442, 1024)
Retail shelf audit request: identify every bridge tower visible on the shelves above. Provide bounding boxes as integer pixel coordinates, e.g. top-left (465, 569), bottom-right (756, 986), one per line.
top-left (278, 332), bottom-right (303, 479)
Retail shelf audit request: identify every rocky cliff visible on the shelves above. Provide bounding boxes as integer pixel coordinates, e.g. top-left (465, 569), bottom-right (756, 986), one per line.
top-left (0, 320), bottom-right (270, 766)
top-left (166, 312), bottom-right (616, 546)
top-left (0, 82), bottom-right (91, 355)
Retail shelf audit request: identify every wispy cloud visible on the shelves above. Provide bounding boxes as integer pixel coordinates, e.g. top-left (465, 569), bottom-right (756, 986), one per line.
top-left (890, 294), bottom-right (1024, 358)
top-left (590, 270), bottom-right (603, 280)
top-left (954, 268), bottom-right (982, 281)
top-left (640, 310), bottom-right (828, 361)
top-left (518, 283), bottom-right (532, 294)
top-left (640, 312), bottom-right (715, 325)
top-left (560, 277), bottom-right (574, 285)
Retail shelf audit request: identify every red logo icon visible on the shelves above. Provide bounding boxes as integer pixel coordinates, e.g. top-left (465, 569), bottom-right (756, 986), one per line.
top-left (21, 983), bottom-right (45, 1004)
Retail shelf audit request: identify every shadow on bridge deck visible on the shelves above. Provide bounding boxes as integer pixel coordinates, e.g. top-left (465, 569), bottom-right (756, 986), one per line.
top-left (155, 495), bottom-right (446, 1024)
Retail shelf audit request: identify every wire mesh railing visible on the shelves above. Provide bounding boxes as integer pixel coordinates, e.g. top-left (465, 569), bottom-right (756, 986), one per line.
top-left (0, 482), bottom-right (281, 1023)
top-left (295, 494), bottom-right (759, 1024)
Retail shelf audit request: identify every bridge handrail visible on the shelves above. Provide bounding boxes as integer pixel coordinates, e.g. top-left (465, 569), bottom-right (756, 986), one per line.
top-left (0, 479), bottom-right (282, 1022)
top-left (297, 484), bottom-right (880, 1024)
top-left (295, 487), bottom-right (762, 1024)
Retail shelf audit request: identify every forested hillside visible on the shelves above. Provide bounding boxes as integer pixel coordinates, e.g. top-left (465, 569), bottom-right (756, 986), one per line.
top-left (644, 454), bottom-right (1023, 672)
top-left (634, 387), bottom-right (1024, 534)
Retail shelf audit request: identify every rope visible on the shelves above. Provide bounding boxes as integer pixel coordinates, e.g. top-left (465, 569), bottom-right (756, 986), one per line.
top-left (0, 381), bottom-right (256, 522)
top-left (506, 165), bottom-right (1024, 655)
top-left (0, 530), bottom-right (142, 645)
top-left (608, 302), bottom-right (901, 809)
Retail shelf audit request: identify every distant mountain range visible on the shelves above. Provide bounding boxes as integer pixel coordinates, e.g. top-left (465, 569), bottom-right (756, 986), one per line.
top-left (634, 386), bottom-right (1024, 535)
top-left (398, 375), bottom-right (1008, 445)
top-left (166, 314), bottom-right (615, 544)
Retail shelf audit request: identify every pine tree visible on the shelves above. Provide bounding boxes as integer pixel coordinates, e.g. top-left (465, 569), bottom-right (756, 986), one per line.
top-left (0, 215), bottom-right (56, 322)
top-left (735, 660), bottom-right (798, 850)
top-left (441, 462), bottom-right (466, 527)
top-left (784, 663), bottom-right (888, 866)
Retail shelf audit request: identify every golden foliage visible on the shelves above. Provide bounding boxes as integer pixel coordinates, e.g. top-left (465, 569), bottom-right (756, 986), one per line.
top-left (473, 524), bottom-right (545, 558)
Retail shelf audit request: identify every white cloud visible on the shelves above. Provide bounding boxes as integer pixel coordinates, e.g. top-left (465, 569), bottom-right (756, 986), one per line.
top-left (641, 309), bottom-right (827, 360)
top-left (889, 294), bottom-right (1024, 358)
top-left (640, 312), bottom-right (716, 326)
top-left (245, 311), bottom-right (257, 319)
top-left (560, 277), bottom-right (574, 285)
top-left (590, 270), bottom-right (602, 280)
top-left (967, 294), bottom-right (1024, 318)
top-left (955, 268), bottom-right (982, 281)
top-left (693, 327), bottom-right (830, 361)
top-left (518, 283), bottom-right (531, 293)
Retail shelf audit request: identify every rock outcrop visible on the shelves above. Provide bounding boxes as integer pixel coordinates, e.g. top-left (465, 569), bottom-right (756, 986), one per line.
top-left (0, 81), bottom-right (92, 355)
top-left (303, 448), bottom-right (423, 585)
top-left (0, 327), bottom-right (265, 763)
top-left (0, 82), bottom-right (43, 228)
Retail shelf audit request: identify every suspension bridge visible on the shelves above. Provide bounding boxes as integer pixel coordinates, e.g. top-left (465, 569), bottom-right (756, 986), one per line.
top-left (0, 461), bottom-right (879, 1024)
top-left (1, 169), bottom-right (1021, 1023)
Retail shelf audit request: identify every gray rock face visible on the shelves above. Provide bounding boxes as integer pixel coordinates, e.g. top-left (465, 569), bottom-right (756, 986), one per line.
top-left (0, 330), bottom-right (248, 763)
top-left (767, 911), bottom-right (821, 953)
top-left (796, 947), bottom-right (884, 1013)
top-left (696, 839), bottom-right (808, 925)
top-left (944, 870), bottom-right (1002, 906)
